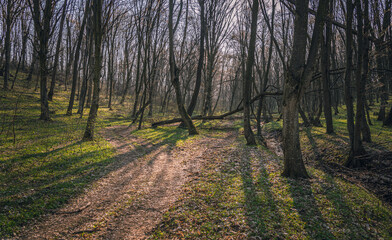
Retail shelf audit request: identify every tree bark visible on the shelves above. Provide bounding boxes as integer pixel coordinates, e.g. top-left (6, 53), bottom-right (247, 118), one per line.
top-left (344, 0), bottom-right (355, 148)
top-left (83, 0), bottom-right (102, 141)
top-left (30, 0), bottom-right (54, 121)
top-left (187, 0), bottom-right (205, 116)
top-left (281, 0), bottom-right (328, 178)
top-left (243, 0), bottom-right (258, 145)
top-left (321, 0), bottom-right (334, 134)
top-left (168, 0), bottom-right (198, 135)
top-left (346, 0), bottom-right (368, 167)
top-left (66, 0), bottom-right (90, 116)
top-left (3, 0), bottom-right (13, 90)
top-left (48, 0), bottom-right (68, 101)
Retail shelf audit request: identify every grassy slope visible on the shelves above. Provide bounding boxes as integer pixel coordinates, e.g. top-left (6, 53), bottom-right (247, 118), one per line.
top-left (1, 76), bottom-right (392, 238)
top-left (0, 85), bottom-right (127, 237)
top-left (150, 122), bottom-right (392, 239)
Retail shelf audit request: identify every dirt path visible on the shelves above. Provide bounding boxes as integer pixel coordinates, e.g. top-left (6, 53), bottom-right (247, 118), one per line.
top-left (16, 125), bottom-right (235, 239)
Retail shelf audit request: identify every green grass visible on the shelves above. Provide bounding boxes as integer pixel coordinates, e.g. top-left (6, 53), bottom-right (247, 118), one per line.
top-left (1, 73), bottom-right (391, 238)
top-left (0, 86), bottom-right (128, 237)
top-left (149, 138), bottom-right (392, 239)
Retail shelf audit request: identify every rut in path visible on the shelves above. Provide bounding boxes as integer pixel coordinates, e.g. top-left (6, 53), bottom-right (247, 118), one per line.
top-left (16, 125), bottom-right (236, 239)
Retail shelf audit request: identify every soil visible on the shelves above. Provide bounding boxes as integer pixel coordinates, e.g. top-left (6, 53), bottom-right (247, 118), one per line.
top-left (16, 125), bottom-right (235, 239)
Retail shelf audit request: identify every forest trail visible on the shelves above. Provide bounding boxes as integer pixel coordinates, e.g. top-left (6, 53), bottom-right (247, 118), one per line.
top-left (16, 125), bottom-right (237, 239)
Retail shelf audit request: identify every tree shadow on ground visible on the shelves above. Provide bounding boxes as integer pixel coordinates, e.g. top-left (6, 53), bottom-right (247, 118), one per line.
top-left (287, 177), bottom-right (335, 239)
top-left (240, 146), bottom-right (284, 238)
top-left (0, 125), bottom-right (189, 238)
top-left (320, 176), bottom-right (370, 239)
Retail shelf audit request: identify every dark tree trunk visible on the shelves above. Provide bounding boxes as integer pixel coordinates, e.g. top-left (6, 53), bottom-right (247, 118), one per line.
top-left (66, 0), bottom-right (90, 116)
top-left (168, 0), bottom-right (198, 135)
top-left (83, 0), bottom-right (102, 141)
top-left (187, 0), bottom-right (205, 116)
top-left (384, 105), bottom-right (392, 126)
top-left (346, 0), bottom-right (368, 167)
top-left (321, 0), bottom-right (334, 134)
top-left (30, 0), bottom-right (54, 121)
top-left (48, 0), bottom-right (67, 101)
top-left (243, 0), bottom-right (258, 145)
top-left (3, 0), bottom-right (12, 90)
top-left (344, 0), bottom-right (355, 148)
top-left (281, 0), bottom-right (328, 178)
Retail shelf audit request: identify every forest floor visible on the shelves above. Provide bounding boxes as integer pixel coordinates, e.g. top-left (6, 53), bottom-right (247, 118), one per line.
top-left (1, 85), bottom-right (392, 239)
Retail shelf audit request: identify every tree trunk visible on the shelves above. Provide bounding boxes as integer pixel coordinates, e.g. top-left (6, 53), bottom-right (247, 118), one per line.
top-left (344, 0), bottom-right (355, 148)
top-left (31, 0), bottom-right (54, 121)
top-left (243, 0), bottom-right (258, 145)
top-left (168, 0), bottom-right (198, 135)
top-left (281, 0), bottom-right (328, 178)
top-left (346, 0), bottom-right (368, 167)
top-left (83, 0), bottom-right (102, 141)
top-left (66, 0), bottom-right (90, 116)
top-left (187, 0), bottom-right (205, 116)
top-left (3, 0), bottom-right (12, 90)
top-left (321, 0), bottom-right (334, 134)
top-left (48, 0), bottom-right (68, 101)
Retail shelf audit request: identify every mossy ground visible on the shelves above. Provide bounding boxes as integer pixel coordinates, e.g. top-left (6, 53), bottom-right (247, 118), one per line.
top-left (150, 132), bottom-right (392, 239)
top-left (1, 75), bottom-right (392, 238)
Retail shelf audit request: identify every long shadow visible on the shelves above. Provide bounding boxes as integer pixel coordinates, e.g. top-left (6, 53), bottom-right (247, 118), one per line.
top-left (240, 146), bottom-right (283, 238)
top-left (288, 178), bottom-right (335, 239)
top-left (2, 141), bottom-right (82, 166)
top-left (0, 126), bottom-right (189, 238)
top-left (320, 176), bottom-right (373, 239)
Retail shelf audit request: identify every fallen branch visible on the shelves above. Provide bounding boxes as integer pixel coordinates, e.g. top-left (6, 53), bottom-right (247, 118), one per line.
top-left (54, 202), bottom-right (91, 214)
top-left (151, 91), bottom-right (282, 128)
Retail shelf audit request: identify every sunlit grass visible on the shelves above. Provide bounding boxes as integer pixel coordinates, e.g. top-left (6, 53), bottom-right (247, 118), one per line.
top-left (150, 138), bottom-right (392, 239)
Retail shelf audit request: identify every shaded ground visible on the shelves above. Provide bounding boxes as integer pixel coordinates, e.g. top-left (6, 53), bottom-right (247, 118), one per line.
top-left (266, 128), bottom-right (392, 207)
top-left (16, 125), bottom-right (233, 239)
top-left (150, 127), bottom-right (392, 239)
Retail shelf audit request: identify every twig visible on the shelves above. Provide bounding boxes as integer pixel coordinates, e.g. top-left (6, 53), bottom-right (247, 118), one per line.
top-left (54, 202), bottom-right (91, 214)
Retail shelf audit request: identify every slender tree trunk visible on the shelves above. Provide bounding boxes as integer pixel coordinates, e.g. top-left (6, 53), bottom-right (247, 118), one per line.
top-left (3, 0), bottom-right (12, 90)
top-left (168, 0), bottom-right (198, 135)
top-left (344, 0), bottom-right (355, 148)
top-left (187, 0), bottom-right (205, 116)
top-left (31, 0), bottom-right (54, 121)
top-left (321, 0), bottom-right (334, 134)
top-left (83, 0), bottom-right (102, 141)
top-left (66, 0), bottom-right (90, 116)
top-left (346, 0), bottom-right (367, 167)
top-left (243, 0), bottom-right (258, 145)
top-left (48, 0), bottom-right (68, 101)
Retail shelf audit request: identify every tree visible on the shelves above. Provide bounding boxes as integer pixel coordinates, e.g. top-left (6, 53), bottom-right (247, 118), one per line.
top-left (48, 0), bottom-right (68, 101)
top-left (243, 0), bottom-right (258, 145)
top-left (168, 0), bottom-right (198, 135)
top-left (66, 0), bottom-right (90, 116)
top-left (281, 0), bottom-right (328, 178)
top-left (346, 0), bottom-right (371, 167)
top-left (321, 0), bottom-right (334, 134)
top-left (187, 0), bottom-right (205, 116)
top-left (29, 0), bottom-right (55, 121)
top-left (3, 0), bottom-right (21, 90)
top-left (83, 0), bottom-right (103, 141)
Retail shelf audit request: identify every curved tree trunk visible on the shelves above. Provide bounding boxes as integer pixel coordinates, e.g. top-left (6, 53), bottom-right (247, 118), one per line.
top-left (281, 0), bottom-right (328, 178)
top-left (243, 0), bottom-right (258, 145)
top-left (168, 0), bottom-right (198, 135)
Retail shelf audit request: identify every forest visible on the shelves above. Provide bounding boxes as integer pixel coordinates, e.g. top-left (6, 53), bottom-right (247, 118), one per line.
top-left (1, 0), bottom-right (392, 239)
